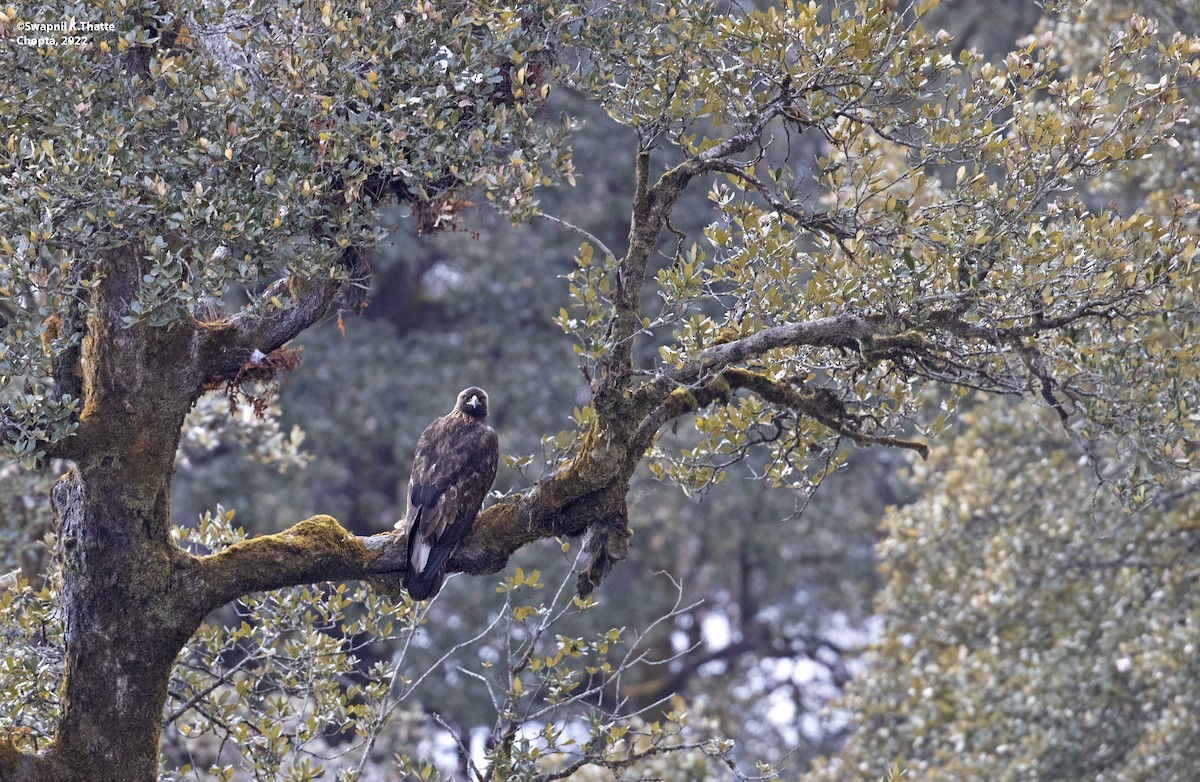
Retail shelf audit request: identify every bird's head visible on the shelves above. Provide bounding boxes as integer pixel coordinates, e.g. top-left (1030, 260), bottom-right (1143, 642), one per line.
top-left (455, 386), bottom-right (490, 419)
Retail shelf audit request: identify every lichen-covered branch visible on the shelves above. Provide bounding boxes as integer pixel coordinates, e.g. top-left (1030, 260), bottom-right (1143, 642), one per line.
top-left (197, 271), bottom-right (342, 385)
top-left (193, 516), bottom-right (378, 613)
top-left (633, 367), bottom-right (929, 459)
top-left (193, 437), bottom-right (641, 608)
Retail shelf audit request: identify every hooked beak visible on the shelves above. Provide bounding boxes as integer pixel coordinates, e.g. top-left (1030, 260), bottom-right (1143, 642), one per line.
top-left (467, 394), bottom-right (480, 411)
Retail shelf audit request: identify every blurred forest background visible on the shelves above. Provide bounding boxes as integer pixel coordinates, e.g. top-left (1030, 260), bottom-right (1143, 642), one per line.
top-left (3, 0), bottom-right (1199, 779)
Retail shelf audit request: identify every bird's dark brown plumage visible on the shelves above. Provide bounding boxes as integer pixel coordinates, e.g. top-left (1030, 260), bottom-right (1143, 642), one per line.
top-left (397, 387), bottom-right (498, 600)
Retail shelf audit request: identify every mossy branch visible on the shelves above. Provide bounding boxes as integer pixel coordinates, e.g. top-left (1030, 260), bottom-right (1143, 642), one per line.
top-left (191, 309), bottom-right (934, 610)
top-left (193, 308), bottom-right (933, 610)
top-left (192, 440), bottom-right (640, 607)
top-left (195, 515), bottom-right (380, 612)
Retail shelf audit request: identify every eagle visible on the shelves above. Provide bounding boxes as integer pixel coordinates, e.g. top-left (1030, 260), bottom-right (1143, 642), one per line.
top-left (396, 387), bottom-right (499, 600)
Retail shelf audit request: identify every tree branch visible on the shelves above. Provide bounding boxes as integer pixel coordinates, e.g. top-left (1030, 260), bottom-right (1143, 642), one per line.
top-left (654, 287), bottom-right (1153, 397)
top-left (534, 212), bottom-right (618, 266)
top-left (191, 515), bottom-right (381, 613)
top-left (190, 434), bottom-right (641, 609)
top-left (724, 369), bottom-right (929, 457)
top-left (599, 102), bottom-right (790, 410)
top-left (664, 311), bottom-right (885, 387)
top-left (633, 367), bottom-right (928, 459)
top-left (704, 159), bottom-right (850, 240)
top-left (196, 270), bottom-right (342, 385)
top-left (183, 309), bottom-right (935, 610)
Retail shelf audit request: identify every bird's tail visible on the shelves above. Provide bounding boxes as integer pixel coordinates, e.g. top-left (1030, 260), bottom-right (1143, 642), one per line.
top-left (403, 534), bottom-right (459, 601)
top-left (403, 568), bottom-right (445, 601)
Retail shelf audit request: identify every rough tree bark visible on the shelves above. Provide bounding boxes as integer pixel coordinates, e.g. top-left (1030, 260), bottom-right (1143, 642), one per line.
top-left (0, 253), bottom-right (344, 781)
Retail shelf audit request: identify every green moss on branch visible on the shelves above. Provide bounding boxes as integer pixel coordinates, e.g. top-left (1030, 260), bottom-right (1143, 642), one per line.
top-left (197, 515), bottom-right (376, 611)
top-left (193, 440), bottom-right (642, 603)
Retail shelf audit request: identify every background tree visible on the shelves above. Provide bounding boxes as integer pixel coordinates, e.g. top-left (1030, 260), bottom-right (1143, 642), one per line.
top-left (804, 397), bottom-right (1200, 782)
top-left (804, 2), bottom-right (1200, 779)
top-left (1, 0), bottom-right (1198, 780)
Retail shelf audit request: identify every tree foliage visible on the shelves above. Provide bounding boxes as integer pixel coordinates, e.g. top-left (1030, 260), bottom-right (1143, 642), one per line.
top-left (1, 0), bottom-right (1198, 779)
top-left (807, 398), bottom-right (1200, 782)
top-left (0, 0), bottom-right (574, 460)
top-left (805, 3), bottom-right (1200, 778)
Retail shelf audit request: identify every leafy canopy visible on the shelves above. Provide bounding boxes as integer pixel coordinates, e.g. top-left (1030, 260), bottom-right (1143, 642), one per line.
top-left (553, 0), bottom-right (1199, 499)
top-left (1, 0), bottom-right (576, 459)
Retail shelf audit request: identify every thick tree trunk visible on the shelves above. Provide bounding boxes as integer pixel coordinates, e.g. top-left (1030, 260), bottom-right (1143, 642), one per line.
top-left (3, 251), bottom-right (210, 781)
top-left (41, 458), bottom-right (200, 781)
top-left (0, 244), bottom-right (351, 777)
top-left (2, 447), bottom-right (202, 781)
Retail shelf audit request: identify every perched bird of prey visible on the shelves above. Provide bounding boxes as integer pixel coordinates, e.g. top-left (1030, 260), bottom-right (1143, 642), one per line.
top-left (396, 387), bottom-right (499, 600)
